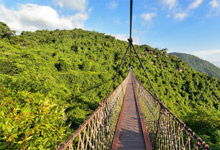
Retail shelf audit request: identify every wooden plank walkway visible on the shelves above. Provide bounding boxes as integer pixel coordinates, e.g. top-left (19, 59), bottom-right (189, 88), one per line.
top-left (111, 77), bottom-right (152, 150)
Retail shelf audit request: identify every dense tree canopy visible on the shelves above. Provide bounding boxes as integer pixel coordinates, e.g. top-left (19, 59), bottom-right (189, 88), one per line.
top-left (170, 52), bottom-right (220, 79)
top-left (0, 22), bottom-right (15, 39)
top-left (0, 22), bottom-right (219, 149)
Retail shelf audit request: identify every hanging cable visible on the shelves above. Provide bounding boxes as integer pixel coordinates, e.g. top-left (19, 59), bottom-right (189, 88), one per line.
top-left (131, 44), bottom-right (159, 98)
top-left (128, 0), bottom-right (159, 99)
top-left (103, 43), bottom-right (131, 102)
top-left (129, 0), bottom-right (133, 67)
top-left (130, 0), bottom-right (133, 40)
top-left (104, 0), bottom-right (159, 102)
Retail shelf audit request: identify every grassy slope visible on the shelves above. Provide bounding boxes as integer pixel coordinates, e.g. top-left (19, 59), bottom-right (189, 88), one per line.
top-left (0, 23), bottom-right (220, 149)
top-left (170, 52), bottom-right (220, 79)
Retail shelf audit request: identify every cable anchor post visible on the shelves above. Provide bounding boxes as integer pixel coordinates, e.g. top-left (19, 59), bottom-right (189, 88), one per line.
top-left (128, 38), bottom-right (133, 44)
top-left (128, 38), bottom-right (133, 67)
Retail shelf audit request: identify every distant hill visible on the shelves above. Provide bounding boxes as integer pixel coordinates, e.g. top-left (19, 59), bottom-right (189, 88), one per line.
top-left (170, 52), bottom-right (220, 79)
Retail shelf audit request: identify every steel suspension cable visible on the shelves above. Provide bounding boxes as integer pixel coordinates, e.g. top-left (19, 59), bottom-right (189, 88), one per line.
top-left (103, 43), bottom-right (131, 102)
top-left (103, 0), bottom-right (133, 102)
top-left (128, 0), bottom-right (159, 99)
top-left (131, 44), bottom-right (159, 99)
top-left (104, 0), bottom-right (159, 101)
top-left (130, 0), bottom-right (133, 40)
top-left (129, 0), bottom-right (133, 67)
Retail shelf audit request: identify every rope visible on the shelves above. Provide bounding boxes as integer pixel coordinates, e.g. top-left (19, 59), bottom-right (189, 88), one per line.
top-left (58, 75), bottom-right (130, 150)
top-left (104, 0), bottom-right (134, 101)
top-left (103, 43), bottom-right (131, 102)
top-left (128, 0), bottom-right (159, 99)
top-left (58, 0), bottom-right (211, 149)
top-left (131, 44), bottom-right (159, 99)
top-left (133, 76), bottom-right (211, 150)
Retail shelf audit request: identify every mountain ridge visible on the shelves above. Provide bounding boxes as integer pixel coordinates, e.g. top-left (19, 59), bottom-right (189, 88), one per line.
top-left (170, 52), bottom-right (220, 79)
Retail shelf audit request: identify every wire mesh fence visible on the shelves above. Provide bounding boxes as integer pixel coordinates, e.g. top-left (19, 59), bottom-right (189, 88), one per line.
top-left (132, 73), bottom-right (210, 150)
top-left (57, 73), bottom-right (130, 150)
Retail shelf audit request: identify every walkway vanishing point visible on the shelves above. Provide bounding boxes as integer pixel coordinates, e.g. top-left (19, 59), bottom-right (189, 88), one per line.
top-left (57, 0), bottom-right (210, 148)
top-left (111, 76), bottom-right (151, 150)
top-left (58, 72), bottom-right (210, 150)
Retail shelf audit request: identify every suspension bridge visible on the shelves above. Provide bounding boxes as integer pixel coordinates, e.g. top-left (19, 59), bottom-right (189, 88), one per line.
top-left (57, 71), bottom-right (210, 150)
top-left (57, 0), bottom-right (211, 149)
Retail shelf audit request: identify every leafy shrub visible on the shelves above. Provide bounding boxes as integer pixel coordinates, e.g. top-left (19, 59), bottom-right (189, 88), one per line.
top-left (0, 87), bottom-right (66, 149)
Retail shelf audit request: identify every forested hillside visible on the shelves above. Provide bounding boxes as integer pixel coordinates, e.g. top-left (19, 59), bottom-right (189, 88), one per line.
top-left (170, 52), bottom-right (220, 79)
top-left (0, 22), bottom-right (220, 149)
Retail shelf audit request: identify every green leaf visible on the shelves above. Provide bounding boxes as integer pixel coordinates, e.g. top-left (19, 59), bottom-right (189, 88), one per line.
top-left (0, 144), bottom-right (7, 150)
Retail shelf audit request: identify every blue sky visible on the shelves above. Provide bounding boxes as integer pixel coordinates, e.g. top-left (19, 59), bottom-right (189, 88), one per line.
top-left (0, 0), bottom-right (220, 67)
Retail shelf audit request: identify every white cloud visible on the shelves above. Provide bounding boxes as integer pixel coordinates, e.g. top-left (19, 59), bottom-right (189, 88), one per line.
top-left (53, 0), bottom-right (87, 12)
top-left (133, 37), bottom-right (141, 45)
top-left (162, 0), bottom-right (177, 9)
top-left (189, 0), bottom-right (203, 9)
top-left (114, 34), bottom-right (140, 45)
top-left (208, 0), bottom-right (220, 15)
top-left (141, 13), bottom-right (156, 22)
top-left (174, 12), bottom-right (188, 20)
top-left (107, 1), bottom-right (118, 10)
top-left (213, 61), bottom-right (220, 68)
top-left (194, 49), bottom-right (220, 55)
top-left (114, 34), bottom-right (127, 41)
top-left (198, 56), bottom-right (220, 68)
top-left (88, 8), bottom-right (93, 13)
top-left (172, 0), bottom-right (203, 20)
top-left (209, 0), bottom-right (220, 8)
top-left (0, 3), bottom-right (88, 34)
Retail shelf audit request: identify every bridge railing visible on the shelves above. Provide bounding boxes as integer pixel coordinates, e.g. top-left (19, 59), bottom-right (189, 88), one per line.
top-left (132, 74), bottom-right (211, 150)
top-left (58, 73), bottom-right (130, 150)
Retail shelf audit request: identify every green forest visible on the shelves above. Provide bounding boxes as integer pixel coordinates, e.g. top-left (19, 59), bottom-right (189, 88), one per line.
top-left (170, 52), bottom-right (220, 79)
top-left (0, 22), bottom-right (220, 149)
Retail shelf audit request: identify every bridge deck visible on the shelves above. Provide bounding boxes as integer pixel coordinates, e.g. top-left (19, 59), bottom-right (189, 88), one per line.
top-left (112, 77), bottom-right (151, 150)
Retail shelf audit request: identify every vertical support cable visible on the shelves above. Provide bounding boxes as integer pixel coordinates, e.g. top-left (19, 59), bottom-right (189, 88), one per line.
top-left (131, 44), bottom-right (159, 99)
top-left (128, 0), bottom-right (159, 99)
top-left (129, 0), bottom-right (133, 67)
top-left (130, 42), bottom-right (131, 66)
top-left (103, 43), bottom-right (131, 102)
top-left (130, 0), bottom-right (133, 41)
